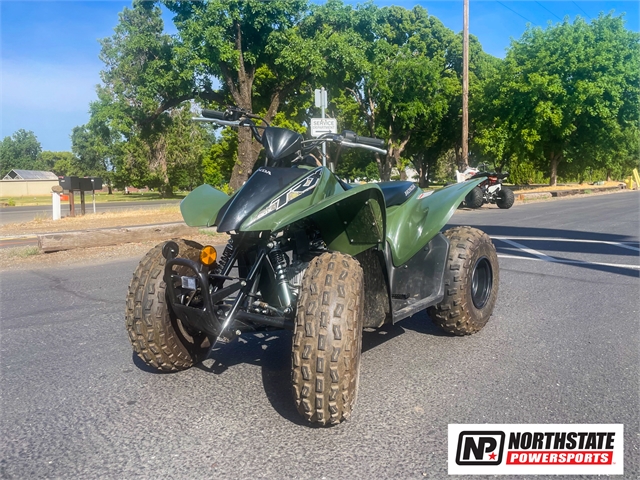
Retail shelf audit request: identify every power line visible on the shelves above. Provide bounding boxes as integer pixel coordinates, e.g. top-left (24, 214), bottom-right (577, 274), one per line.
top-left (535, 1), bottom-right (562, 22)
top-left (496, 2), bottom-right (536, 24)
top-left (572, 1), bottom-right (592, 20)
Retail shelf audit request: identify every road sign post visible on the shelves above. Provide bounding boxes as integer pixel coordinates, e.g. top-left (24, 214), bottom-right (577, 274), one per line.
top-left (91, 178), bottom-right (96, 214)
top-left (51, 185), bottom-right (63, 221)
top-left (314, 87), bottom-right (329, 166)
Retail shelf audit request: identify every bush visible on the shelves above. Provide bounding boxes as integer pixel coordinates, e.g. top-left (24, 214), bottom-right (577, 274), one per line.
top-left (508, 160), bottom-right (548, 185)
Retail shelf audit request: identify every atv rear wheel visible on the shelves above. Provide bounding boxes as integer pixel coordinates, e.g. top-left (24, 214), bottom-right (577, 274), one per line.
top-left (465, 186), bottom-right (484, 208)
top-left (496, 186), bottom-right (515, 209)
top-left (292, 252), bottom-right (364, 426)
top-left (125, 239), bottom-right (209, 372)
top-left (428, 227), bottom-right (499, 335)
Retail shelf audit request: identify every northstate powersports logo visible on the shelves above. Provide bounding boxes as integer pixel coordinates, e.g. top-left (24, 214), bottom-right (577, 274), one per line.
top-left (448, 424), bottom-right (624, 475)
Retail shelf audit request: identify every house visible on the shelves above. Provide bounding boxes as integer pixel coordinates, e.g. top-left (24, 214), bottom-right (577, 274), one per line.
top-left (0, 169), bottom-right (59, 196)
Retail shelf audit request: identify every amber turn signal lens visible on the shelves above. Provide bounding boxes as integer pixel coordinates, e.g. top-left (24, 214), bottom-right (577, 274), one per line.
top-left (200, 245), bottom-right (217, 266)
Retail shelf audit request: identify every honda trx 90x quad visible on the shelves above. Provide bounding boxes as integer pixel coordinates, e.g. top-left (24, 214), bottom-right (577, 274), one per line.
top-left (459, 164), bottom-right (515, 209)
top-left (125, 106), bottom-right (499, 426)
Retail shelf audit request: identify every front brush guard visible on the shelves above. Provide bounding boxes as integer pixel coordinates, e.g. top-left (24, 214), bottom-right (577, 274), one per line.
top-left (164, 257), bottom-right (243, 338)
top-left (163, 246), bottom-right (293, 339)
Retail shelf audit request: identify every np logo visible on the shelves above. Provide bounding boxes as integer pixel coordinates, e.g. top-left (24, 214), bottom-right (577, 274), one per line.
top-left (456, 431), bottom-right (505, 466)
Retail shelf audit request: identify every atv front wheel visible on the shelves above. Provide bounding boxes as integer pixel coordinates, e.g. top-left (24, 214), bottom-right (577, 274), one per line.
top-left (125, 239), bottom-right (209, 372)
top-left (465, 187), bottom-right (484, 208)
top-left (496, 186), bottom-right (515, 209)
top-left (428, 227), bottom-right (499, 335)
top-left (292, 252), bottom-right (364, 426)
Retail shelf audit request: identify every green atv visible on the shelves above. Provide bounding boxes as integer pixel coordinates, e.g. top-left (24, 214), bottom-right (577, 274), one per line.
top-left (125, 107), bottom-right (499, 426)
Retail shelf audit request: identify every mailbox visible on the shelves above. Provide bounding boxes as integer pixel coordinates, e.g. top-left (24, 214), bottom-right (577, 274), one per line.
top-left (80, 177), bottom-right (103, 191)
top-left (59, 176), bottom-right (103, 191)
top-left (59, 176), bottom-right (80, 191)
top-left (88, 177), bottom-right (103, 191)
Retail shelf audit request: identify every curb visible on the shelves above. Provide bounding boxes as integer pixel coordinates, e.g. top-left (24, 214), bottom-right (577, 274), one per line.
top-left (37, 223), bottom-right (202, 253)
top-left (515, 185), bottom-right (627, 201)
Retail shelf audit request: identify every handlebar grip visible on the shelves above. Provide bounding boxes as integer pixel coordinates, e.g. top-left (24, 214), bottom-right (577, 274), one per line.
top-left (342, 130), bottom-right (386, 148)
top-left (355, 135), bottom-right (386, 148)
top-left (202, 109), bottom-right (227, 120)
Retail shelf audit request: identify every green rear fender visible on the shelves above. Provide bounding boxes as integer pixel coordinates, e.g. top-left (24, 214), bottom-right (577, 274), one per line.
top-left (180, 184), bottom-right (230, 227)
top-left (386, 178), bottom-right (484, 266)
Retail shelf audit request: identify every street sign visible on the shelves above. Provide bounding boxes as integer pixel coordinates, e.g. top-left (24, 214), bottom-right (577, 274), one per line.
top-left (314, 88), bottom-right (327, 109)
top-left (310, 118), bottom-right (337, 137)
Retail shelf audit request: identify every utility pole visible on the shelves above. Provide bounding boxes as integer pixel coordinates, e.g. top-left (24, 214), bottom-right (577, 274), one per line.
top-left (461, 0), bottom-right (469, 171)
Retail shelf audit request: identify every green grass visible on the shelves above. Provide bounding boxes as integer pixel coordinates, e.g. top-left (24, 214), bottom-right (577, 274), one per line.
top-left (198, 228), bottom-right (219, 236)
top-left (92, 191), bottom-right (187, 202)
top-left (0, 191), bottom-right (188, 207)
top-left (5, 246), bottom-right (41, 258)
top-left (1, 196), bottom-right (51, 206)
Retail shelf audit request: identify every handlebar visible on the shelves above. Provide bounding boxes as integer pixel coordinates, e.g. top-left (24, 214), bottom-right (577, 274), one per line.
top-left (302, 132), bottom-right (387, 155)
top-left (195, 108), bottom-right (388, 155)
top-left (342, 130), bottom-right (386, 149)
top-left (201, 109), bottom-right (227, 120)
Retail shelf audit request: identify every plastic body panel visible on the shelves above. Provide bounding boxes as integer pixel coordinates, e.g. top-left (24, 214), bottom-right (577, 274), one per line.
top-left (385, 178), bottom-right (483, 266)
top-left (243, 177), bottom-right (386, 257)
top-left (180, 184), bottom-right (230, 227)
top-left (386, 233), bottom-right (449, 323)
top-left (216, 167), bottom-right (308, 232)
top-left (241, 167), bottom-right (343, 231)
top-left (262, 127), bottom-right (303, 166)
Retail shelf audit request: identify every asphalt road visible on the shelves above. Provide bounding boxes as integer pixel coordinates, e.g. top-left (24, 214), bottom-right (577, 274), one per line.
top-left (0, 200), bottom-right (181, 226)
top-left (1, 192), bottom-right (638, 479)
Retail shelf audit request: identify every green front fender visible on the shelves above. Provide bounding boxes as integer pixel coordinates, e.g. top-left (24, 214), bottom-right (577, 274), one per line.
top-left (386, 178), bottom-right (484, 266)
top-left (180, 184), bottom-right (230, 227)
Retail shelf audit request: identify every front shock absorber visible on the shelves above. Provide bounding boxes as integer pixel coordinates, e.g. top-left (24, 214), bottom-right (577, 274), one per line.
top-left (269, 246), bottom-right (292, 309)
top-left (214, 239), bottom-right (234, 275)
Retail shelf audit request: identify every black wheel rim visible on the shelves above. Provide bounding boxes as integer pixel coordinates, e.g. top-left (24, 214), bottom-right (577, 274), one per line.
top-left (471, 256), bottom-right (493, 309)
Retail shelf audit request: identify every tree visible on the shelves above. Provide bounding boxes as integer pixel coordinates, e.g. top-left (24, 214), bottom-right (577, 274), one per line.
top-left (478, 14), bottom-right (640, 185)
top-left (96, 0), bottom-right (322, 191)
top-left (0, 130), bottom-right (42, 177)
top-left (36, 151), bottom-right (82, 177)
top-left (202, 127), bottom-right (237, 188)
top-left (313, 3), bottom-right (497, 182)
top-left (317, 5), bottom-right (453, 180)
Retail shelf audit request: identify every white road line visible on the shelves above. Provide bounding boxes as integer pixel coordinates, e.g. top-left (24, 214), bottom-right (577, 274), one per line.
top-left (497, 254), bottom-right (640, 270)
top-left (497, 238), bottom-right (559, 262)
top-left (490, 235), bottom-right (640, 252)
top-left (494, 237), bottom-right (640, 270)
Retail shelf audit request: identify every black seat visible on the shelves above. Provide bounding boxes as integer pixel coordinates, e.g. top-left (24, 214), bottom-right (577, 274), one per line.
top-left (377, 181), bottom-right (417, 207)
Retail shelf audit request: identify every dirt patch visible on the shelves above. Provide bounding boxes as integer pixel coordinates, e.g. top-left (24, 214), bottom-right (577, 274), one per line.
top-left (0, 206), bottom-right (183, 236)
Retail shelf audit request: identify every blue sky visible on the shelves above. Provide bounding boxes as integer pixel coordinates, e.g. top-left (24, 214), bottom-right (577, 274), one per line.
top-left (1, 1), bottom-right (638, 152)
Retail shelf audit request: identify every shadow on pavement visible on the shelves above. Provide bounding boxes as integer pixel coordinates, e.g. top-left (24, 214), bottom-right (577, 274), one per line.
top-left (448, 225), bottom-right (639, 278)
top-left (447, 224), bottom-right (638, 243)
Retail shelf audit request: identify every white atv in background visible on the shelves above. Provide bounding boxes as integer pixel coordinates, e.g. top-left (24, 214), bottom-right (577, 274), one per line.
top-left (457, 164), bottom-right (514, 209)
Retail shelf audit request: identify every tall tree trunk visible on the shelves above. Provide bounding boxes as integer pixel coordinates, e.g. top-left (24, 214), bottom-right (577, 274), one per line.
top-left (150, 135), bottom-right (171, 196)
top-left (549, 152), bottom-right (560, 186)
top-left (376, 153), bottom-right (392, 182)
top-left (415, 153), bottom-right (429, 188)
top-left (379, 132), bottom-right (410, 182)
top-left (455, 145), bottom-right (465, 172)
top-left (224, 21), bottom-right (262, 192)
top-left (230, 127), bottom-right (256, 191)
top-left (229, 89), bottom-right (282, 191)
